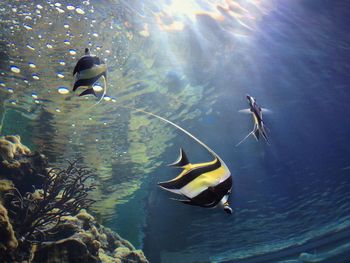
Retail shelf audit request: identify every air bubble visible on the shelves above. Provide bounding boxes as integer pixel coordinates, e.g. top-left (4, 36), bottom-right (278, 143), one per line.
top-left (58, 87), bottom-right (69, 94)
top-left (10, 66), bottom-right (20, 73)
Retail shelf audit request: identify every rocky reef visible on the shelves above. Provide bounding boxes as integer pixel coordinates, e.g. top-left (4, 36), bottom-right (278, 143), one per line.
top-left (0, 135), bottom-right (148, 263)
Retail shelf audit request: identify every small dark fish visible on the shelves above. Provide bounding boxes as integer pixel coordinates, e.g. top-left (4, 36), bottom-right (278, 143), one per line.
top-left (72, 48), bottom-right (107, 101)
top-left (236, 95), bottom-right (270, 146)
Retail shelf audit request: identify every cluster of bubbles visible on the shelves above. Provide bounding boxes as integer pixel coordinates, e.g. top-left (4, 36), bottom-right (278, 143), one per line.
top-left (0, 0), bottom-right (126, 120)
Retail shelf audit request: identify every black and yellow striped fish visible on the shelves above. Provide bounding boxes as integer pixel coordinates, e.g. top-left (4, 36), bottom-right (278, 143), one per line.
top-left (159, 147), bottom-right (233, 214)
top-left (72, 48), bottom-right (107, 101)
top-left (107, 106), bottom-right (233, 214)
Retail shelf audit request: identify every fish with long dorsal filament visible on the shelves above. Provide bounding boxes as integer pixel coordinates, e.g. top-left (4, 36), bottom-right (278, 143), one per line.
top-left (118, 105), bottom-right (233, 214)
top-left (236, 95), bottom-right (271, 147)
top-left (72, 48), bottom-right (107, 104)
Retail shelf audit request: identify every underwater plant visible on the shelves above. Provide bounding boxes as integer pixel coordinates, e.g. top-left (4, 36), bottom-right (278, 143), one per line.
top-left (5, 159), bottom-right (95, 244)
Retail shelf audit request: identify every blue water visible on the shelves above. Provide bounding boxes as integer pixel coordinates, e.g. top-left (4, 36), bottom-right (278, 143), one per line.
top-left (1, 0), bottom-right (350, 262)
top-left (120, 1), bottom-right (350, 262)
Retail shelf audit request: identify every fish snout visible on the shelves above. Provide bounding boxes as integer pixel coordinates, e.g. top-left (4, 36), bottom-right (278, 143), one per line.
top-left (224, 205), bottom-right (233, 214)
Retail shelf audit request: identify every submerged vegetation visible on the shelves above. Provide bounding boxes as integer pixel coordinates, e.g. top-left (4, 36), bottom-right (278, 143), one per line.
top-left (0, 135), bottom-right (148, 263)
top-left (6, 159), bottom-right (95, 243)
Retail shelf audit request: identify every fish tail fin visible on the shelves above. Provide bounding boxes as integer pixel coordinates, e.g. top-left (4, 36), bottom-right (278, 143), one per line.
top-left (263, 123), bottom-right (271, 133)
top-left (261, 126), bottom-right (270, 145)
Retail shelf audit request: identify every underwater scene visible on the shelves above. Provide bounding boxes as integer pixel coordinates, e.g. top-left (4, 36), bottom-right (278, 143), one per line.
top-left (1, 0), bottom-right (350, 262)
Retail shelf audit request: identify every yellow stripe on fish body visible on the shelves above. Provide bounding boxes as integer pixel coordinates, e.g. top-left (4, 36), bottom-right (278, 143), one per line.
top-left (168, 158), bottom-right (218, 182)
top-left (253, 113), bottom-right (258, 125)
top-left (181, 163), bottom-right (230, 199)
top-left (159, 156), bottom-right (231, 199)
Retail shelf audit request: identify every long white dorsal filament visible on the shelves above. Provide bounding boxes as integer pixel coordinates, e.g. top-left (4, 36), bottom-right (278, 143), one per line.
top-left (118, 105), bottom-right (229, 170)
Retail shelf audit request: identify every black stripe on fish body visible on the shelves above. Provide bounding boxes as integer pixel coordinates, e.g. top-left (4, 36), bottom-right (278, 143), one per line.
top-left (73, 73), bottom-right (105, 91)
top-left (158, 157), bottom-right (222, 190)
top-left (189, 176), bottom-right (233, 207)
top-left (73, 56), bottom-right (101, 76)
top-left (168, 148), bottom-right (190, 167)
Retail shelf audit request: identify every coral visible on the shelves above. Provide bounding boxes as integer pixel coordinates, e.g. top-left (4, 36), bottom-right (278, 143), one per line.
top-left (114, 247), bottom-right (148, 263)
top-left (0, 179), bottom-right (14, 193)
top-left (0, 149), bottom-right (48, 194)
top-left (0, 180), bottom-right (14, 208)
top-left (0, 204), bottom-right (18, 260)
top-left (0, 135), bottom-right (30, 161)
top-left (30, 209), bottom-right (149, 263)
top-left (77, 209), bottom-right (95, 222)
top-left (32, 238), bottom-right (99, 263)
top-left (0, 135), bottom-right (149, 262)
top-left (5, 159), bottom-right (95, 243)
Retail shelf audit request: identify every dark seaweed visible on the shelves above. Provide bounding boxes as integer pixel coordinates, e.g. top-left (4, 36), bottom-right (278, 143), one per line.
top-left (5, 159), bottom-right (95, 243)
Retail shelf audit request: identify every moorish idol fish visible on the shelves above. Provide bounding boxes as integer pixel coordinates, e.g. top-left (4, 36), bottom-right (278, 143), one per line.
top-left (119, 106), bottom-right (233, 214)
top-left (236, 95), bottom-right (270, 146)
top-left (72, 48), bottom-right (107, 104)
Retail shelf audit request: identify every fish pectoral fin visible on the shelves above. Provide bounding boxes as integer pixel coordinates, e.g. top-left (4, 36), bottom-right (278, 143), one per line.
top-left (261, 108), bottom-right (272, 114)
top-left (167, 148), bottom-right (190, 167)
top-left (79, 88), bottom-right (96, 97)
top-left (238, 108), bottom-right (252, 114)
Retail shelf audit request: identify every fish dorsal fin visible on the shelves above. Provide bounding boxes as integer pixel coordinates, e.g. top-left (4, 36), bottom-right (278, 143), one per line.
top-left (168, 148), bottom-right (190, 167)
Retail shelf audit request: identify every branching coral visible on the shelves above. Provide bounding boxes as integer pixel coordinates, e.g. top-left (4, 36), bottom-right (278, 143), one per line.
top-left (5, 159), bottom-right (95, 243)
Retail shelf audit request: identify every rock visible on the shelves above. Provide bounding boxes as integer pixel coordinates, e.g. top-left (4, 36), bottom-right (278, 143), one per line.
top-left (33, 209), bottom-right (150, 263)
top-left (77, 209), bottom-right (95, 223)
top-left (0, 204), bottom-right (18, 261)
top-left (0, 136), bottom-right (48, 193)
top-left (114, 246), bottom-right (148, 263)
top-left (32, 238), bottom-right (100, 263)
